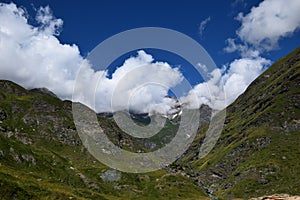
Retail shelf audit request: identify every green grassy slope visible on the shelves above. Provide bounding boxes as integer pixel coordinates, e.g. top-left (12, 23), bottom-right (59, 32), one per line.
top-left (0, 80), bottom-right (209, 200)
top-left (175, 47), bottom-right (300, 199)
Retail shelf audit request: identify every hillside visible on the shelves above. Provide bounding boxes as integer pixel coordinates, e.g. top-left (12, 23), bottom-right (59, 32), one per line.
top-left (0, 81), bottom-right (209, 199)
top-left (175, 47), bottom-right (300, 199)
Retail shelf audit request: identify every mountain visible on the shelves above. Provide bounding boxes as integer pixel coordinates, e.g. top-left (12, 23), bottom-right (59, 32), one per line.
top-left (0, 80), bottom-right (208, 199)
top-left (29, 88), bottom-right (58, 98)
top-left (0, 46), bottom-right (299, 200)
top-left (174, 46), bottom-right (300, 199)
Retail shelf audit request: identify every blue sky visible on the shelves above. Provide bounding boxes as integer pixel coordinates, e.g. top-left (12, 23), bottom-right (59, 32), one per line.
top-left (4, 0), bottom-right (300, 65)
top-left (0, 0), bottom-right (300, 113)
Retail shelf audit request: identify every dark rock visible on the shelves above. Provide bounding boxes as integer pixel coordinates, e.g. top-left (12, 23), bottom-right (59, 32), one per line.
top-left (0, 126), bottom-right (6, 133)
top-left (199, 104), bottom-right (213, 127)
top-left (97, 112), bottom-right (113, 118)
top-left (259, 178), bottom-right (270, 185)
top-left (0, 110), bottom-right (7, 121)
top-left (23, 117), bottom-right (39, 126)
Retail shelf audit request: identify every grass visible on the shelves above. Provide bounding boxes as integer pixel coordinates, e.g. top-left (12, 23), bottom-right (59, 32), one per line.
top-left (175, 46), bottom-right (300, 199)
top-left (0, 80), bottom-right (209, 200)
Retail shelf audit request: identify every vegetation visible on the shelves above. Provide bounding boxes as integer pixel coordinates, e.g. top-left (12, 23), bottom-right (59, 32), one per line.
top-left (175, 47), bottom-right (300, 199)
top-left (0, 80), bottom-right (208, 199)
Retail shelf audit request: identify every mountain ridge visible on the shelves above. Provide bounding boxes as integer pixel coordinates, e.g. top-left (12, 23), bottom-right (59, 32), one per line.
top-left (174, 46), bottom-right (300, 199)
top-left (0, 79), bottom-right (209, 199)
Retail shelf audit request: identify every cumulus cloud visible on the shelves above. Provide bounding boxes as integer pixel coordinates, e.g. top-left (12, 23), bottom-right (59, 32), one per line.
top-left (182, 0), bottom-right (299, 110)
top-left (225, 0), bottom-right (300, 54)
top-left (0, 3), bottom-right (81, 99)
top-left (199, 17), bottom-right (211, 37)
top-left (181, 55), bottom-right (270, 110)
top-left (0, 2), bottom-right (183, 115)
top-left (222, 56), bottom-right (270, 104)
top-left (223, 0), bottom-right (300, 105)
top-left (203, 0), bottom-right (300, 109)
top-left (75, 51), bottom-right (183, 114)
top-left (237, 0), bottom-right (300, 51)
top-left (36, 6), bottom-right (63, 36)
top-left (180, 67), bottom-right (224, 110)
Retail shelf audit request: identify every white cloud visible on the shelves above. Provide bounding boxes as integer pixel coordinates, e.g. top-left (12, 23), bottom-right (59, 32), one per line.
top-left (186, 0), bottom-right (300, 110)
top-left (199, 17), bottom-right (211, 37)
top-left (222, 56), bottom-right (270, 105)
top-left (84, 51), bottom-right (183, 114)
top-left (181, 56), bottom-right (270, 110)
top-left (36, 5), bottom-right (63, 36)
top-left (236, 0), bottom-right (300, 51)
top-left (180, 67), bottom-right (224, 110)
top-left (197, 63), bottom-right (208, 73)
top-left (182, 0), bottom-right (300, 110)
top-left (198, 0), bottom-right (300, 110)
top-left (222, 0), bottom-right (300, 106)
top-left (0, 3), bottom-right (81, 99)
top-left (0, 2), bottom-right (183, 115)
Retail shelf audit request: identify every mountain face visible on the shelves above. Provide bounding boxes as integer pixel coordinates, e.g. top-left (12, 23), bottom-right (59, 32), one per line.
top-left (0, 80), bottom-right (208, 199)
top-left (0, 46), bottom-right (299, 200)
top-left (174, 47), bottom-right (300, 199)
